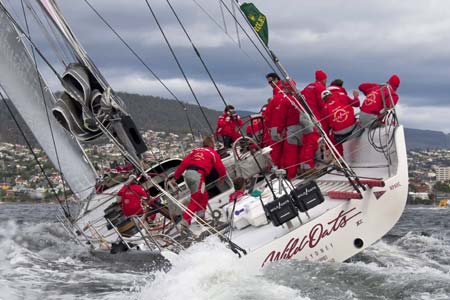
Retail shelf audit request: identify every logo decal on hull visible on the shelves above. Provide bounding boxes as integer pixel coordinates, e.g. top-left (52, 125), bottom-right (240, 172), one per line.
top-left (261, 208), bottom-right (362, 267)
top-left (374, 191), bottom-right (386, 199)
top-left (389, 182), bottom-right (401, 190)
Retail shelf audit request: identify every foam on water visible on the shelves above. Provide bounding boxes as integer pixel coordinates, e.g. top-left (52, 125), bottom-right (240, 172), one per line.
top-left (1, 205), bottom-right (449, 299)
top-left (0, 218), bottom-right (147, 300)
top-left (140, 237), bottom-right (309, 300)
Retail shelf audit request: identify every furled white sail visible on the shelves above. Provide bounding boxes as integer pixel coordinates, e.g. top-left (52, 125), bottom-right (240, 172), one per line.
top-left (37, 0), bottom-right (147, 160)
top-left (0, 8), bottom-right (97, 201)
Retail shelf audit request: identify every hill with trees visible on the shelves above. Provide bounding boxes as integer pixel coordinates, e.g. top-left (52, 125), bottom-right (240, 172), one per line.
top-left (1, 92), bottom-right (449, 149)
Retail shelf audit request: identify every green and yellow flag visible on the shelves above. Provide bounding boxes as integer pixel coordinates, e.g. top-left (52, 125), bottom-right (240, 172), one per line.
top-left (240, 3), bottom-right (268, 46)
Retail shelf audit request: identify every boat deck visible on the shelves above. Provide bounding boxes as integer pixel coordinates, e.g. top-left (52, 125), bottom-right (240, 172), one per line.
top-left (193, 133), bottom-right (396, 253)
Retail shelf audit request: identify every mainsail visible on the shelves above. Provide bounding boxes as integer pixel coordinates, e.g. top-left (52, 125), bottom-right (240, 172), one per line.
top-left (37, 0), bottom-right (147, 161)
top-left (0, 7), bottom-right (97, 201)
top-left (37, 0), bottom-right (110, 90)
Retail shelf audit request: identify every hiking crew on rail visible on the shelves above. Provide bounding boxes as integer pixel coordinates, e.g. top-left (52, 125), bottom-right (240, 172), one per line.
top-left (262, 71), bottom-right (400, 178)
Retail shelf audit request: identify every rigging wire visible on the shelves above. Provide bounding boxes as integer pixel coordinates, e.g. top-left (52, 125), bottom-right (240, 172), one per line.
top-left (218, 0), bottom-right (227, 33)
top-left (20, 0), bottom-right (71, 215)
top-left (162, 0), bottom-right (281, 198)
top-left (25, 0), bottom-right (77, 65)
top-left (81, 0), bottom-right (200, 142)
top-left (292, 119), bottom-right (396, 182)
top-left (143, 0), bottom-right (214, 135)
top-left (0, 89), bottom-right (70, 217)
top-left (42, 8), bottom-right (77, 64)
top-left (367, 110), bottom-right (397, 161)
top-left (191, 0), bottom-right (273, 72)
top-left (164, 0), bottom-right (229, 111)
top-left (23, 0), bottom-right (68, 67)
top-left (217, 0), bottom-right (276, 72)
top-left (86, 109), bottom-right (245, 253)
top-left (0, 3), bottom-right (62, 81)
top-left (230, 0), bottom-right (241, 48)
top-left (4, 0), bottom-right (22, 26)
top-left (228, 0), bottom-right (364, 192)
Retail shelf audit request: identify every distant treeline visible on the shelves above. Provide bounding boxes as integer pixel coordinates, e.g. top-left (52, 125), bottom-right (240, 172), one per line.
top-left (0, 92), bottom-right (223, 144)
top-left (116, 92), bottom-right (221, 135)
top-left (1, 92), bottom-right (449, 148)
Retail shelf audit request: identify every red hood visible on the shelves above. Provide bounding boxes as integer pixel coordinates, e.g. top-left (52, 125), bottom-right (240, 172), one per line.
top-left (388, 74), bottom-right (400, 90)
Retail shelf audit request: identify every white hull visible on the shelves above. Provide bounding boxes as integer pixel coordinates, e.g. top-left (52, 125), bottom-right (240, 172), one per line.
top-left (217, 126), bottom-right (408, 268)
top-left (70, 125), bottom-right (408, 270)
top-left (0, 0), bottom-right (407, 272)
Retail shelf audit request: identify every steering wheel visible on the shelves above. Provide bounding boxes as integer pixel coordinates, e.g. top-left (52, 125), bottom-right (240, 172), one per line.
top-left (232, 136), bottom-right (261, 161)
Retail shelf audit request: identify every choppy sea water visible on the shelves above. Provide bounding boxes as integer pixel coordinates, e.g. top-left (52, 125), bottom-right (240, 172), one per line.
top-left (1, 203), bottom-right (449, 300)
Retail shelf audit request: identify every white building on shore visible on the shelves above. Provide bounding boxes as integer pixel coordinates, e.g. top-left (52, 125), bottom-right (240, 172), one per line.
top-left (436, 166), bottom-right (450, 182)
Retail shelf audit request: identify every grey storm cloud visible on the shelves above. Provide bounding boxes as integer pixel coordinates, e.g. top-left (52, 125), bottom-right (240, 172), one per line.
top-left (4, 0), bottom-right (450, 129)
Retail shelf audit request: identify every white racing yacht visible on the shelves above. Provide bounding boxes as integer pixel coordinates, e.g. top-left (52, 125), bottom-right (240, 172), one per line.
top-left (0, 0), bottom-right (407, 270)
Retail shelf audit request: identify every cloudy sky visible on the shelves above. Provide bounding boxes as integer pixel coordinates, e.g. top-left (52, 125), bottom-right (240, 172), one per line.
top-left (8, 0), bottom-right (450, 132)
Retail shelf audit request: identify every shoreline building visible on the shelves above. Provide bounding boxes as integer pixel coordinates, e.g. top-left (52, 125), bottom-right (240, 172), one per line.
top-left (436, 166), bottom-right (450, 182)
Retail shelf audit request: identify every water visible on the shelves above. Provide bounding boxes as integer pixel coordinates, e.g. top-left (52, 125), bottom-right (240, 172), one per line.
top-left (1, 203), bottom-right (449, 300)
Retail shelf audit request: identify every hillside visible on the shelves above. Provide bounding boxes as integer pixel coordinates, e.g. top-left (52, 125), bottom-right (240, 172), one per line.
top-left (0, 99), bottom-right (35, 145)
top-left (404, 128), bottom-right (450, 150)
top-left (0, 92), bottom-right (222, 145)
top-left (116, 92), bottom-right (221, 134)
top-left (0, 92), bottom-right (449, 149)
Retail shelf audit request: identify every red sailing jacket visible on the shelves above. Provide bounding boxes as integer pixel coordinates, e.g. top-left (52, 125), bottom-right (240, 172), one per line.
top-left (279, 93), bottom-right (302, 130)
top-left (215, 112), bottom-right (243, 141)
top-left (265, 94), bottom-right (290, 134)
top-left (359, 84), bottom-right (399, 116)
top-left (328, 86), bottom-right (360, 107)
top-left (261, 105), bottom-right (271, 146)
top-left (246, 116), bottom-right (264, 136)
top-left (118, 184), bottom-right (147, 217)
top-left (359, 75), bottom-right (400, 116)
top-left (301, 81), bottom-right (327, 121)
top-left (246, 105), bottom-right (268, 137)
top-left (264, 81), bottom-right (289, 133)
top-left (324, 96), bottom-right (357, 133)
top-left (174, 146), bottom-right (227, 180)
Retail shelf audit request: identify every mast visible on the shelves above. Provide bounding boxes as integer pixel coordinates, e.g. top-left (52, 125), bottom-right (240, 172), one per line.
top-left (37, 0), bottom-right (110, 93)
top-left (233, 1), bottom-right (364, 191)
top-left (0, 5), bottom-right (97, 201)
top-left (36, 0), bottom-right (147, 163)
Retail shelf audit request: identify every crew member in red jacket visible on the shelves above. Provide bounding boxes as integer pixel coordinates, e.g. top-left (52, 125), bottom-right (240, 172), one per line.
top-left (117, 182), bottom-right (148, 217)
top-left (215, 105), bottom-right (243, 148)
top-left (264, 73), bottom-right (287, 168)
top-left (299, 130), bottom-right (320, 174)
top-left (246, 103), bottom-right (270, 147)
top-left (358, 74), bottom-right (400, 127)
top-left (260, 99), bottom-right (273, 147)
top-left (173, 136), bottom-right (227, 225)
top-left (322, 88), bottom-right (359, 156)
top-left (328, 79), bottom-right (360, 109)
top-left (246, 113), bottom-right (264, 141)
top-left (275, 80), bottom-right (313, 179)
top-left (301, 70), bottom-right (328, 133)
